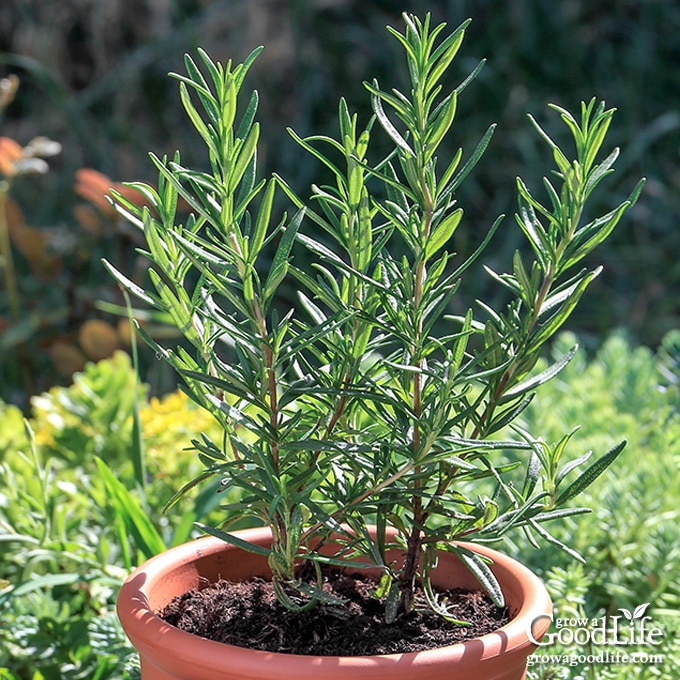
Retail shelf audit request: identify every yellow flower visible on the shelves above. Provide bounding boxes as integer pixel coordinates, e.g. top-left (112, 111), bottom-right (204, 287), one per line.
top-left (140, 390), bottom-right (222, 477)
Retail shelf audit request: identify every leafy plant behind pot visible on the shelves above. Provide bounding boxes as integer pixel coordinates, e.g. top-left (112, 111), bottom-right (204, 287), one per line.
top-left (104, 13), bottom-right (644, 622)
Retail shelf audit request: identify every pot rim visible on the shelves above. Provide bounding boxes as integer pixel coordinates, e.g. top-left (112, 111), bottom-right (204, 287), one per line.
top-left (117, 527), bottom-right (552, 674)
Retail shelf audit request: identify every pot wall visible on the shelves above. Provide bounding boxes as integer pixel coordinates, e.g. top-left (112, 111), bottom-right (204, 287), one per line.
top-left (117, 527), bottom-right (552, 680)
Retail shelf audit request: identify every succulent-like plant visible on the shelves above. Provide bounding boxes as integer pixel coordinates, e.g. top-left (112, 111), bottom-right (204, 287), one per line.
top-left (105, 13), bottom-right (644, 622)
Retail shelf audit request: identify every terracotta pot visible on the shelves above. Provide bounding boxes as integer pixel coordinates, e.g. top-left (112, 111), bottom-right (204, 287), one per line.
top-left (117, 527), bottom-right (552, 680)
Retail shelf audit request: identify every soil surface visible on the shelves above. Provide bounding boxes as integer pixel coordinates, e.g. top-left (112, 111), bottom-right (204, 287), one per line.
top-left (159, 568), bottom-right (510, 655)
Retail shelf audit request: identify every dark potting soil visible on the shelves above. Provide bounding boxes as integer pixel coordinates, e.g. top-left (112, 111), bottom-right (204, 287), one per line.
top-left (159, 569), bottom-right (510, 656)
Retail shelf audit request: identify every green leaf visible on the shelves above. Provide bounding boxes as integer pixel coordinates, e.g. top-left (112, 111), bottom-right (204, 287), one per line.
top-left (287, 128), bottom-right (346, 183)
top-left (436, 147), bottom-right (463, 199)
top-left (370, 83), bottom-right (414, 156)
top-left (149, 153), bottom-right (220, 226)
top-left (385, 580), bottom-right (401, 624)
top-left (176, 54), bottom-right (211, 97)
top-left (555, 440), bottom-right (627, 505)
top-left (425, 208), bottom-right (463, 258)
top-left (195, 523), bottom-right (272, 556)
top-left (583, 108), bottom-right (614, 173)
top-left (425, 91), bottom-right (457, 162)
top-left (563, 205), bottom-right (630, 270)
top-left (356, 188), bottom-right (374, 271)
top-left (363, 81), bottom-right (414, 127)
top-left (171, 73), bottom-right (218, 130)
top-left (178, 82), bottom-right (219, 159)
top-left (528, 113), bottom-right (571, 174)
top-left (250, 178), bottom-right (276, 261)
top-left (384, 24), bottom-right (419, 71)
top-left (294, 580), bottom-right (349, 607)
top-left (528, 518), bottom-right (585, 562)
top-left (531, 506), bottom-right (591, 523)
top-left (515, 204), bottom-right (550, 271)
top-left (446, 123), bottom-right (496, 196)
top-left (236, 90), bottom-right (260, 142)
top-left (0, 573), bottom-right (82, 606)
top-left (101, 260), bottom-right (160, 309)
top-left (555, 450), bottom-right (592, 487)
top-left (512, 250), bottom-right (533, 306)
top-left (263, 208), bottom-right (304, 302)
top-left (483, 320), bottom-right (504, 369)
top-left (95, 458), bottom-right (166, 560)
top-left (426, 20), bottom-right (469, 93)
top-left (502, 345), bottom-right (577, 399)
top-left (450, 213), bottom-right (504, 280)
top-left (453, 545), bottom-right (504, 607)
top-left (147, 268), bottom-right (198, 344)
top-left (232, 45), bottom-right (265, 92)
top-left (521, 449), bottom-right (542, 498)
top-left (528, 272), bottom-right (599, 351)
top-left (163, 466), bottom-right (227, 515)
top-left (584, 147), bottom-right (619, 198)
top-left (486, 393), bottom-right (535, 435)
top-left (228, 122), bottom-right (259, 192)
top-left (516, 176), bottom-right (554, 224)
top-left (454, 57), bottom-right (485, 96)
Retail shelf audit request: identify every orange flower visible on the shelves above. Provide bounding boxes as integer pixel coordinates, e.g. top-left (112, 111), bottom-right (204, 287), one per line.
top-left (74, 168), bottom-right (119, 217)
top-left (2, 197), bottom-right (62, 280)
top-left (0, 137), bottom-right (23, 177)
top-left (0, 135), bottom-right (60, 177)
top-left (74, 168), bottom-right (151, 217)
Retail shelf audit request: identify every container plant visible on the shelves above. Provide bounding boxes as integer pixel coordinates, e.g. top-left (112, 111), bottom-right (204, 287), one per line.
top-left (109, 12), bottom-right (644, 680)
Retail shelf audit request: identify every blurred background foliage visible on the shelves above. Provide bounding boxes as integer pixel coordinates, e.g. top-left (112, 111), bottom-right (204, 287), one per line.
top-left (1, 0), bottom-right (679, 409)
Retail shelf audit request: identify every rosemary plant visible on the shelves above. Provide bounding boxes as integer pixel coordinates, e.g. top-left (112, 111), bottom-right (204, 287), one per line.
top-left (106, 13), bottom-right (644, 623)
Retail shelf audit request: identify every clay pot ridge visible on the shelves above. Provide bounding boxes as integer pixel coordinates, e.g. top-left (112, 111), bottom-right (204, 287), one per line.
top-left (117, 527), bottom-right (552, 680)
